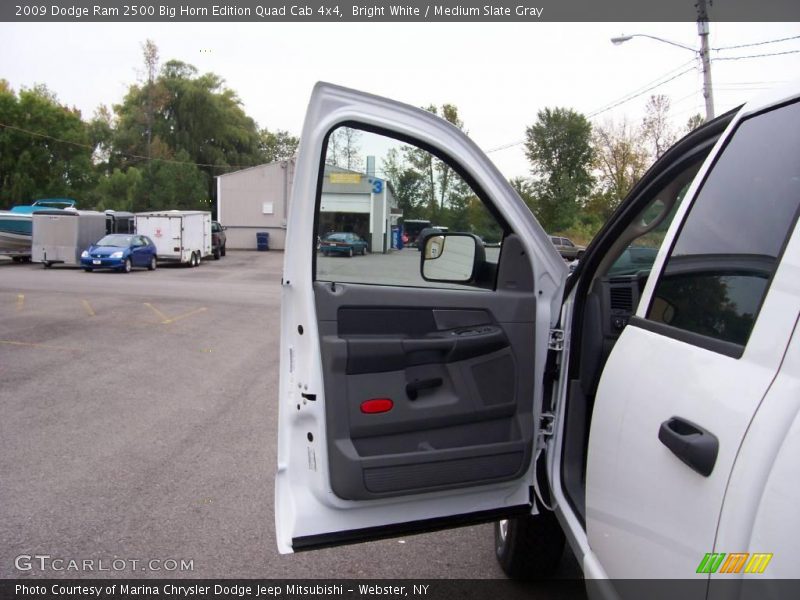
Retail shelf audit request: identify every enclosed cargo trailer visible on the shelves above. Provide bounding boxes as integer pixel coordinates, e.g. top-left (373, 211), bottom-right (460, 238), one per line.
top-left (134, 210), bottom-right (211, 267)
top-left (32, 210), bottom-right (107, 268)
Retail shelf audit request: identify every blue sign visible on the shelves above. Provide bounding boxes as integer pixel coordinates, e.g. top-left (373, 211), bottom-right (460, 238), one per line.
top-left (372, 179), bottom-right (383, 194)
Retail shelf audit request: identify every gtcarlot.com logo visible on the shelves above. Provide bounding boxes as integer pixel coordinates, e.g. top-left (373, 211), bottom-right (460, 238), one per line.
top-left (15, 554), bottom-right (194, 573)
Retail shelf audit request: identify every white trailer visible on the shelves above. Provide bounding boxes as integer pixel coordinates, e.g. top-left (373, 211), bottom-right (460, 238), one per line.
top-left (32, 210), bottom-right (107, 268)
top-left (134, 210), bottom-right (211, 267)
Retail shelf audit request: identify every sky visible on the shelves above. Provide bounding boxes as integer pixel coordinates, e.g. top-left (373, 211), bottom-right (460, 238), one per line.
top-left (1, 21), bottom-right (799, 178)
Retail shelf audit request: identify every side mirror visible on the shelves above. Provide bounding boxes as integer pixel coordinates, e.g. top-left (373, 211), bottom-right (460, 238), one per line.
top-left (421, 233), bottom-right (485, 283)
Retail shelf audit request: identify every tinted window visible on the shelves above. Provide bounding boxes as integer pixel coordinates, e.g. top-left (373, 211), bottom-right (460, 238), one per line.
top-left (646, 100), bottom-right (800, 347)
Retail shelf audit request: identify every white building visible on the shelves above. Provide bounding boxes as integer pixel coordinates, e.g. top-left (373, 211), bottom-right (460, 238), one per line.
top-left (216, 159), bottom-right (398, 251)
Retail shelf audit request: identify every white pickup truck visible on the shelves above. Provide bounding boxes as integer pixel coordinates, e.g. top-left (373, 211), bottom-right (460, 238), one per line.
top-left (275, 81), bottom-right (800, 590)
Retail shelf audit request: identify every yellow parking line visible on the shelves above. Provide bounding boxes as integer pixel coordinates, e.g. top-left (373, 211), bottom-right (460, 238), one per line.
top-left (16, 294), bottom-right (24, 311)
top-left (0, 340), bottom-right (79, 352)
top-left (163, 307), bottom-right (207, 324)
top-left (144, 302), bottom-right (171, 323)
top-left (82, 300), bottom-right (96, 317)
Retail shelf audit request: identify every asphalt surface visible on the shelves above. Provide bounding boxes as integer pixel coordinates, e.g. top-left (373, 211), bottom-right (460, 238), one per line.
top-left (0, 251), bottom-right (578, 580)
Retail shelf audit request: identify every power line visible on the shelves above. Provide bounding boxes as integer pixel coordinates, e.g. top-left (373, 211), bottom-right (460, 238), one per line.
top-left (712, 34), bottom-right (800, 51)
top-left (713, 49), bottom-right (800, 62)
top-left (587, 66), bottom-right (697, 119)
top-left (485, 59), bottom-right (699, 154)
top-left (0, 122), bottom-right (260, 171)
top-left (586, 59), bottom-right (697, 118)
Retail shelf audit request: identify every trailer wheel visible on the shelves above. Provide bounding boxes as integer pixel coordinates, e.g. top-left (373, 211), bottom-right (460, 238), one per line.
top-left (43, 262), bottom-right (52, 269)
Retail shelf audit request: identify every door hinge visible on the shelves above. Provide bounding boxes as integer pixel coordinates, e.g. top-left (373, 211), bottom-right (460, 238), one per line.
top-left (548, 328), bottom-right (564, 351)
top-left (540, 412), bottom-right (555, 438)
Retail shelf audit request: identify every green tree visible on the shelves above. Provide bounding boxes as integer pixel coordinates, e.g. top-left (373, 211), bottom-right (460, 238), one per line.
top-left (88, 167), bottom-right (143, 211)
top-left (510, 176), bottom-right (537, 214)
top-left (383, 148), bottom-right (425, 219)
top-left (260, 128), bottom-right (299, 163)
top-left (524, 107), bottom-right (594, 232)
top-left (0, 82), bottom-right (95, 208)
top-left (112, 43), bottom-right (266, 204)
top-left (402, 103), bottom-right (466, 222)
top-left (133, 150), bottom-right (208, 212)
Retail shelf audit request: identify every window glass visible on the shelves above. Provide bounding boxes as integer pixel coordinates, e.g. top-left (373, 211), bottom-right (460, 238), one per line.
top-left (315, 126), bottom-right (504, 289)
top-left (646, 100), bottom-right (800, 347)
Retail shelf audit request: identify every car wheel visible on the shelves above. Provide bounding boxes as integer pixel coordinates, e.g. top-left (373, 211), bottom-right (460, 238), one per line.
top-left (361, 246), bottom-right (366, 255)
top-left (494, 509), bottom-right (565, 580)
top-left (213, 247), bottom-right (221, 260)
top-left (84, 268), bottom-right (93, 273)
top-left (148, 256), bottom-right (157, 271)
top-left (221, 244), bottom-right (226, 257)
top-left (348, 247), bottom-right (354, 258)
top-left (323, 251), bottom-right (329, 257)
top-left (122, 258), bottom-right (132, 273)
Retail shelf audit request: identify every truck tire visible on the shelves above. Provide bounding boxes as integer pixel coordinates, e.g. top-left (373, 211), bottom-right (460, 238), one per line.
top-left (494, 508), bottom-right (565, 580)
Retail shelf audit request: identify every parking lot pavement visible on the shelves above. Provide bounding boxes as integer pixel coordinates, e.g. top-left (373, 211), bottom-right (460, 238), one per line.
top-left (0, 251), bottom-right (578, 579)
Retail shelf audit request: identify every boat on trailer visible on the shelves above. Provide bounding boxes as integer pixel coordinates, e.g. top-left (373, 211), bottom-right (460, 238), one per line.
top-left (0, 199), bottom-right (77, 260)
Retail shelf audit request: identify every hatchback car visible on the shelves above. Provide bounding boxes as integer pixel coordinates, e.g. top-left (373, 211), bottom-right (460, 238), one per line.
top-left (81, 234), bottom-right (157, 273)
top-left (319, 232), bottom-right (368, 257)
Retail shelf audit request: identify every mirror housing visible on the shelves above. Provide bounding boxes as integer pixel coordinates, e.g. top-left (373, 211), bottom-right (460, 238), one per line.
top-left (421, 233), bottom-right (486, 284)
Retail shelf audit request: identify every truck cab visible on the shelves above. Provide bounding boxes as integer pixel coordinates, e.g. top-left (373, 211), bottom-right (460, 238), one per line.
top-left (275, 82), bottom-right (800, 590)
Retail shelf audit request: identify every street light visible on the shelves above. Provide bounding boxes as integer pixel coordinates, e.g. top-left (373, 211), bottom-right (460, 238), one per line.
top-left (611, 23), bottom-right (715, 121)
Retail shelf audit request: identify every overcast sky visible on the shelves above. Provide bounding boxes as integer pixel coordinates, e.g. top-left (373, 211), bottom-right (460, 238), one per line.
top-left (1, 21), bottom-right (798, 178)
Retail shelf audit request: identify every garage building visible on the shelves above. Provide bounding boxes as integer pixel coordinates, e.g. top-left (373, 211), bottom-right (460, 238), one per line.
top-left (216, 159), bottom-right (398, 252)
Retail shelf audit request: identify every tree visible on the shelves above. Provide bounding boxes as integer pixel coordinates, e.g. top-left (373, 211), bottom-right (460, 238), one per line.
top-left (260, 128), bottom-right (298, 163)
top-left (641, 94), bottom-right (677, 160)
top-left (510, 176), bottom-right (537, 214)
top-left (524, 107), bottom-right (594, 232)
top-left (325, 127), bottom-right (363, 170)
top-left (0, 82), bottom-right (95, 208)
top-left (383, 148), bottom-right (426, 219)
top-left (590, 118), bottom-right (648, 220)
top-left (112, 44), bottom-right (266, 203)
top-left (400, 103), bottom-right (466, 221)
top-left (685, 113), bottom-right (705, 133)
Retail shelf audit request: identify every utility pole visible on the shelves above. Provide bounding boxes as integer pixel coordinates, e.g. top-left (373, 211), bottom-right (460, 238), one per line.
top-left (696, 0), bottom-right (715, 121)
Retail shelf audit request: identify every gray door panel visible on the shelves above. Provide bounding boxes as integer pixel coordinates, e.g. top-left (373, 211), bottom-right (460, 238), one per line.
top-left (314, 262), bottom-right (537, 500)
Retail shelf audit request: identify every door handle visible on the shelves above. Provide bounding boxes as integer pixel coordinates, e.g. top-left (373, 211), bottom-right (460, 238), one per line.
top-left (658, 417), bottom-right (719, 477)
top-left (405, 377), bottom-right (443, 400)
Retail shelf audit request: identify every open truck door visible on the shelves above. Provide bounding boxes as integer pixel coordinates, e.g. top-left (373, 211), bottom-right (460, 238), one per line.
top-left (275, 83), bottom-right (567, 553)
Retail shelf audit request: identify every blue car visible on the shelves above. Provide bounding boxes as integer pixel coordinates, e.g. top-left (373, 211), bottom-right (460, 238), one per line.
top-left (319, 232), bottom-right (368, 257)
top-left (81, 234), bottom-right (158, 273)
